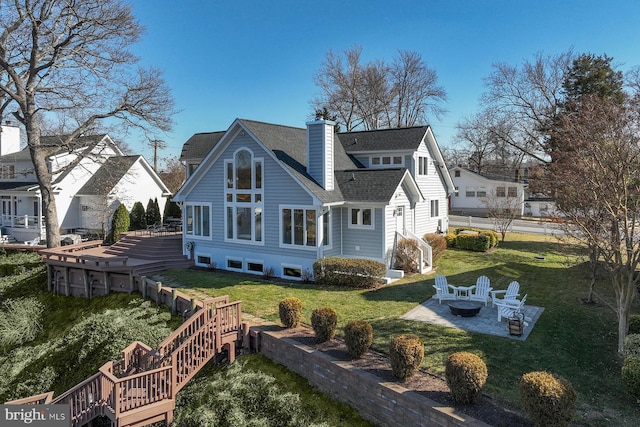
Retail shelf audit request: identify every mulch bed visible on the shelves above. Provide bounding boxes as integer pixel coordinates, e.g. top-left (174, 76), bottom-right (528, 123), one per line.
top-left (276, 326), bottom-right (531, 427)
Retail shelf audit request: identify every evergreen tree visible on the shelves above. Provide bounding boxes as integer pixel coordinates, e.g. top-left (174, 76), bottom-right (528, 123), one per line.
top-left (145, 198), bottom-right (161, 225)
top-left (129, 202), bottom-right (146, 230)
top-left (163, 197), bottom-right (182, 219)
top-left (107, 204), bottom-right (129, 244)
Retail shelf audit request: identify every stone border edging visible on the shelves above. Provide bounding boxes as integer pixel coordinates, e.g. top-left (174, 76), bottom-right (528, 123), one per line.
top-left (256, 326), bottom-right (491, 427)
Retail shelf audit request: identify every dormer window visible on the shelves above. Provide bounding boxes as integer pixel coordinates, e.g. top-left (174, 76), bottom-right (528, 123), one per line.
top-left (371, 156), bottom-right (403, 167)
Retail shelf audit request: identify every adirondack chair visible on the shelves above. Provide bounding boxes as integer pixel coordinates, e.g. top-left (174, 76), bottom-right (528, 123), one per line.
top-left (432, 275), bottom-right (457, 304)
top-left (468, 275), bottom-right (493, 306)
top-left (490, 281), bottom-right (520, 307)
top-left (495, 294), bottom-right (528, 322)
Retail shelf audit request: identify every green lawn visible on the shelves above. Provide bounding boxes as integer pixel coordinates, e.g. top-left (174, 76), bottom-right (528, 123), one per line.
top-left (157, 232), bottom-right (639, 426)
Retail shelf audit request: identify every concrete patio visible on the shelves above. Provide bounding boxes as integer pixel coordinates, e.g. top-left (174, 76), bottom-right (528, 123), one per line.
top-left (401, 297), bottom-right (544, 341)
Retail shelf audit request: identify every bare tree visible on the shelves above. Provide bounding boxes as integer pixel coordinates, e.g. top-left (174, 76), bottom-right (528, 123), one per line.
top-left (480, 50), bottom-right (574, 163)
top-left (480, 189), bottom-right (523, 242)
top-left (158, 156), bottom-right (185, 195)
top-left (0, 0), bottom-right (175, 247)
top-left (389, 50), bottom-right (447, 127)
top-left (313, 47), bottom-right (447, 131)
top-left (548, 95), bottom-right (640, 354)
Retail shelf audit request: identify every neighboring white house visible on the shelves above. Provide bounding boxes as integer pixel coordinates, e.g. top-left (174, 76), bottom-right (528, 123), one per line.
top-left (174, 118), bottom-right (455, 280)
top-left (449, 166), bottom-right (526, 216)
top-left (0, 125), bottom-right (171, 243)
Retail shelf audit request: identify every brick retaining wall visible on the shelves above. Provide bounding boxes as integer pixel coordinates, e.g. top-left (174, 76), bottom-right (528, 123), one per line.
top-left (257, 327), bottom-right (490, 427)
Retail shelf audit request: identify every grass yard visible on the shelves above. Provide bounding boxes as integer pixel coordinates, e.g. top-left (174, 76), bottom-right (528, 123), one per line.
top-left (0, 251), bottom-right (371, 427)
top-left (157, 232), bottom-right (640, 426)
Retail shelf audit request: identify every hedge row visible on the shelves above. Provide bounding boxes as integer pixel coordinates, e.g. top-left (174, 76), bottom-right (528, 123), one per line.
top-left (445, 227), bottom-right (499, 252)
top-left (313, 257), bottom-right (386, 288)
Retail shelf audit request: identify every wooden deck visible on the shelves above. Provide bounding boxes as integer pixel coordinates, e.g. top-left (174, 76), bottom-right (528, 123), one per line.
top-left (7, 296), bottom-right (245, 427)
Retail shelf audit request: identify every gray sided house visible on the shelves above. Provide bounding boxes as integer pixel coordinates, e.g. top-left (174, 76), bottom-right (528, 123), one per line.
top-left (174, 119), bottom-right (455, 281)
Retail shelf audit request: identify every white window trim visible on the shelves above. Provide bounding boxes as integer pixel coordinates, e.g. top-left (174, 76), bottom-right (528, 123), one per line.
top-left (195, 253), bottom-right (212, 267)
top-left (348, 207), bottom-right (375, 230)
top-left (430, 199), bottom-right (439, 218)
top-left (226, 256), bottom-right (244, 272)
top-left (370, 155), bottom-right (404, 168)
top-left (282, 263), bottom-right (303, 280)
top-left (246, 258), bottom-right (264, 275)
top-left (184, 202), bottom-right (213, 240)
top-left (322, 210), bottom-right (333, 250)
top-left (279, 205), bottom-right (319, 250)
top-left (223, 148), bottom-right (265, 245)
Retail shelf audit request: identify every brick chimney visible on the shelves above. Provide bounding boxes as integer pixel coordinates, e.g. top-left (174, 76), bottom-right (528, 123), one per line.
top-left (306, 120), bottom-right (335, 191)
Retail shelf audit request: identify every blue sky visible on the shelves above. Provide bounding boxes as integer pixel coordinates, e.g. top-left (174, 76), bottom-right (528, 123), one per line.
top-left (129, 0), bottom-right (640, 163)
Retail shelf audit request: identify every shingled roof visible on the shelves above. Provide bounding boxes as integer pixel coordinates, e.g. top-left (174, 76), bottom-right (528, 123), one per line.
top-left (338, 126), bottom-right (429, 152)
top-left (336, 168), bottom-right (409, 202)
top-left (76, 156), bottom-right (140, 195)
top-left (178, 119), bottom-right (422, 205)
top-left (180, 131), bottom-right (225, 161)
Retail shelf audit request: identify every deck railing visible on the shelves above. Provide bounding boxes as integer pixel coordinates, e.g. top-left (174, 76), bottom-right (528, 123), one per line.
top-left (8, 295), bottom-right (244, 427)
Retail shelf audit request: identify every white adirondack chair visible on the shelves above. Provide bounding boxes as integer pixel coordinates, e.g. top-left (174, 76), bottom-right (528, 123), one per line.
top-left (490, 281), bottom-right (520, 307)
top-left (469, 275), bottom-right (493, 306)
top-left (433, 275), bottom-right (457, 304)
top-left (495, 294), bottom-right (528, 322)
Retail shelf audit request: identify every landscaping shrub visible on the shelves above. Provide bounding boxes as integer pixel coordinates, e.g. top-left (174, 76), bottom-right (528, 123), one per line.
top-left (423, 233), bottom-right (447, 264)
top-left (629, 315), bottom-right (640, 335)
top-left (519, 371), bottom-right (576, 427)
top-left (279, 297), bottom-right (302, 328)
top-left (480, 230), bottom-right (499, 248)
top-left (445, 352), bottom-right (488, 404)
top-left (344, 320), bottom-right (373, 359)
top-left (163, 197), bottom-right (182, 220)
top-left (107, 203), bottom-right (129, 244)
top-left (624, 333), bottom-right (640, 357)
top-left (311, 307), bottom-right (338, 343)
top-left (455, 232), bottom-right (491, 252)
top-left (129, 201), bottom-right (146, 230)
top-left (444, 232), bottom-right (456, 248)
top-left (389, 334), bottom-right (424, 380)
top-left (394, 238), bottom-right (420, 273)
top-left (313, 257), bottom-right (385, 288)
top-left (0, 297), bottom-right (44, 346)
top-left (622, 355), bottom-right (640, 400)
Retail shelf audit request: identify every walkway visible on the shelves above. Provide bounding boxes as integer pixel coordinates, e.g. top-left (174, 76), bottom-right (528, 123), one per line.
top-left (401, 297), bottom-right (544, 341)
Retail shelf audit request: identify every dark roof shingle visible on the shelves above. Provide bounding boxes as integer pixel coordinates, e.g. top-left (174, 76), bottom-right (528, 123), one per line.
top-left (338, 126), bottom-right (429, 152)
top-left (77, 156), bottom-right (140, 195)
top-left (180, 132), bottom-right (225, 161)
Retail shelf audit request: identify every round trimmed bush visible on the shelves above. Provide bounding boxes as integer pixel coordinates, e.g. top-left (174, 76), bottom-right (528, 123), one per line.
top-left (519, 371), bottom-right (576, 427)
top-left (311, 307), bottom-right (337, 343)
top-left (344, 320), bottom-right (373, 359)
top-left (629, 315), bottom-right (640, 335)
top-left (445, 352), bottom-right (488, 404)
top-left (389, 334), bottom-right (424, 380)
top-left (622, 355), bottom-right (640, 400)
top-left (278, 297), bottom-right (302, 328)
top-left (624, 333), bottom-right (640, 358)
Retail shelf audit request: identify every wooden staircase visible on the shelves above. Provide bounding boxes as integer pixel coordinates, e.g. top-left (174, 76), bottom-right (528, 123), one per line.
top-left (7, 296), bottom-right (244, 427)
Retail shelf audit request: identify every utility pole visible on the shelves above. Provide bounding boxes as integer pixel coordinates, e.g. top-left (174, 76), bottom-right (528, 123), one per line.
top-left (149, 139), bottom-right (166, 172)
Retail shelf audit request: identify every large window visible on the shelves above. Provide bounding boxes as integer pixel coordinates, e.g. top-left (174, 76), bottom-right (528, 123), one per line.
top-left (508, 186), bottom-right (518, 197)
top-left (349, 207), bottom-right (374, 229)
top-left (496, 186), bottom-right (506, 197)
top-left (185, 204), bottom-right (211, 238)
top-left (281, 207), bottom-right (317, 247)
top-left (224, 149), bottom-right (263, 244)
